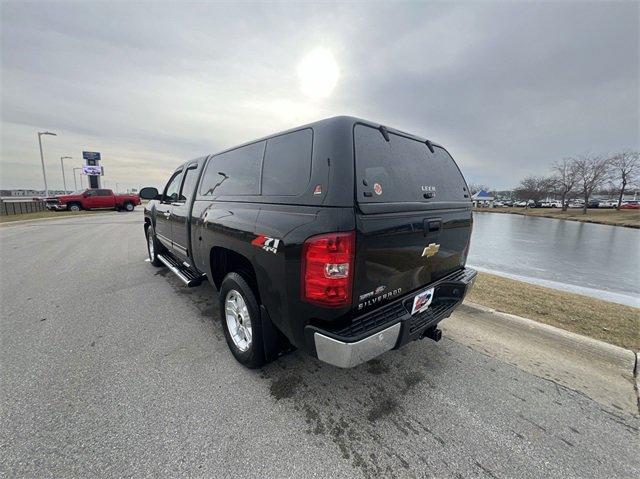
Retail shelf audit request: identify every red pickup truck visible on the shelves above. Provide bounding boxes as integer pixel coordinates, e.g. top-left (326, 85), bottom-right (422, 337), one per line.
top-left (45, 188), bottom-right (141, 212)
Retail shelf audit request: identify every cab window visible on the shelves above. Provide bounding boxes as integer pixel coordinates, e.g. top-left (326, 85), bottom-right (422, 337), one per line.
top-left (163, 170), bottom-right (183, 203)
top-left (85, 190), bottom-right (97, 197)
top-left (97, 189), bottom-right (111, 196)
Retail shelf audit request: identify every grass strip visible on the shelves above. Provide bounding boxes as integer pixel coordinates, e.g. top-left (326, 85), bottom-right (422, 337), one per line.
top-left (473, 207), bottom-right (640, 228)
top-left (0, 210), bottom-right (110, 223)
top-left (466, 272), bottom-right (639, 351)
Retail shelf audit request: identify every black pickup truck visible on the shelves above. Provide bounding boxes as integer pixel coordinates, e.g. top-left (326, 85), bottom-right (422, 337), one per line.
top-left (141, 116), bottom-right (476, 368)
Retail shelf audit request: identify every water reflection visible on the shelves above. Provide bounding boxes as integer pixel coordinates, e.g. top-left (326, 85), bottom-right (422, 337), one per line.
top-left (468, 212), bottom-right (640, 307)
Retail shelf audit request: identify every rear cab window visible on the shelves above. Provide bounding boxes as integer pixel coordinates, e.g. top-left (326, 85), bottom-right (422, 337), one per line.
top-left (354, 124), bottom-right (468, 206)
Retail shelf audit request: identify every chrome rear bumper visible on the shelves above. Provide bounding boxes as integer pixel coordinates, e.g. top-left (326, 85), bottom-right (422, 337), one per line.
top-left (313, 323), bottom-right (401, 368)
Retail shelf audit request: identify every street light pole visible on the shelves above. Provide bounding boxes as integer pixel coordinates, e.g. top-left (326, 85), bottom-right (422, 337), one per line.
top-left (37, 131), bottom-right (57, 197)
top-left (73, 167), bottom-right (82, 191)
top-left (60, 156), bottom-right (72, 192)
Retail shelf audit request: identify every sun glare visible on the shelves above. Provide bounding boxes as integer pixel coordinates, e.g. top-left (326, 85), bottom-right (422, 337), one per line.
top-left (297, 48), bottom-right (339, 100)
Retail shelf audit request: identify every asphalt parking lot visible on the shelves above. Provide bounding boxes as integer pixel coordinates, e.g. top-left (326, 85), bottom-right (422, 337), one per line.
top-left (1, 211), bottom-right (638, 478)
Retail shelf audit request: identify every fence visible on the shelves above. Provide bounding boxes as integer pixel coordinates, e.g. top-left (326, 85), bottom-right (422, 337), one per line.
top-left (0, 198), bottom-right (47, 216)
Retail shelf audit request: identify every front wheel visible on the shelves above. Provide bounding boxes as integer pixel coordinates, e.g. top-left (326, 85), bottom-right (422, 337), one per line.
top-left (124, 202), bottom-right (135, 212)
top-left (219, 273), bottom-right (265, 368)
top-left (145, 227), bottom-right (162, 266)
top-left (68, 203), bottom-right (81, 212)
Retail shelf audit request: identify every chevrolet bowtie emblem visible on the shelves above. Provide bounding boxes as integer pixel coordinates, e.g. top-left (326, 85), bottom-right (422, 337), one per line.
top-left (422, 243), bottom-right (440, 258)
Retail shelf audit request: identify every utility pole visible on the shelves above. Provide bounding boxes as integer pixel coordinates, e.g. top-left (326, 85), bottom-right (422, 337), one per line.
top-left (37, 131), bottom-right (57, 197)
top-left (60, 156), bottom-right (72, 192)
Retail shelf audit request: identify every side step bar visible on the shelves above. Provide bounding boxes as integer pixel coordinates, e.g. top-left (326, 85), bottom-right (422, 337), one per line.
top-left (157, 254), bottom-right (206, 287)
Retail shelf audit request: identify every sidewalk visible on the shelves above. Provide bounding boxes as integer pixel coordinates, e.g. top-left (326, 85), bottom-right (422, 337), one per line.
top-left (445, 302), bottom-right (638, 415)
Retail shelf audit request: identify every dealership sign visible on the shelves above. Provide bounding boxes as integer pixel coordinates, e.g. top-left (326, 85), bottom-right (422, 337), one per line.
top-left (82, 151), bottom-right (101, 161)
top-left (82, 165), bottom-right (104, 175)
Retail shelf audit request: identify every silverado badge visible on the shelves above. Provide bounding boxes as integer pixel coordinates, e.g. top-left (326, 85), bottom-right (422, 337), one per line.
top-left (422, 243), bottom-right (440, 258)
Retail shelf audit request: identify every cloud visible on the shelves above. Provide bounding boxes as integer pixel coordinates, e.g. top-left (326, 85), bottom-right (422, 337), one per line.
top-left (1, 1), bottom-right (638, 191)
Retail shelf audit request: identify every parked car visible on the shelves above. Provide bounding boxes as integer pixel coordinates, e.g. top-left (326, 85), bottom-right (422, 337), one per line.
top-left (140, 116), bottom-right (476, 369)
top-left (44, 188), bottom-right (141, 212)
top-left (620, 201), bottom-right (639, 209)
top-left (514, 201), bottom-right (528, 207)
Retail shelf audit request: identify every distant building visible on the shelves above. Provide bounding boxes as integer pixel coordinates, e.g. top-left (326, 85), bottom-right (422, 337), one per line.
top-left (471, 189), bottom-right (494, 207)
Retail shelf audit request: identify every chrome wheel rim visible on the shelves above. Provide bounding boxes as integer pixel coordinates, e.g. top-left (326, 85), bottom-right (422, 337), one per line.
top-left (225, 289), bottom-right (252, 352)
top-left (147, 232), bottom-right (155, 260)
top-left (126, 203), bottom-right (134, 211)
top-left (70, 205), bottom-right (79, 211)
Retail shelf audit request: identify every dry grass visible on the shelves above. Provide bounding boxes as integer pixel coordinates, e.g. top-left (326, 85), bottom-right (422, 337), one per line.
top-left (466, 272), bottom-right (640, 350)
top-left (0, 210), bottom-right (109, 224)
top-left (474, 207), bottom-right (640, 228)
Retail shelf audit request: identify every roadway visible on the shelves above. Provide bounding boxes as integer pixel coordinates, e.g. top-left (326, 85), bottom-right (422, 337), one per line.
top-left (1, 211), bottom-right (638, 478)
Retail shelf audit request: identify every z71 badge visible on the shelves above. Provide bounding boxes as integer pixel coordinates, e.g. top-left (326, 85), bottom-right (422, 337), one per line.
top-left (251, 235), bottom-right (280, 254)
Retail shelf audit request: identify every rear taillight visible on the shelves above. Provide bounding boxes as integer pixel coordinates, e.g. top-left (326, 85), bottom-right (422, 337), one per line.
top-left (301, 231), bottom-right (355, 307)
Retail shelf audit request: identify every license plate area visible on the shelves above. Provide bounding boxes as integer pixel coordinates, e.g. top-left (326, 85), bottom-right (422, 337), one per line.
top-left (410, 287), bottom-right (435, 315)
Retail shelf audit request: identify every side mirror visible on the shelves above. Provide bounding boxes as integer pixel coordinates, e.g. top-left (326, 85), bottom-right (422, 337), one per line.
top-left (139, 187), bottom-right (160, 200)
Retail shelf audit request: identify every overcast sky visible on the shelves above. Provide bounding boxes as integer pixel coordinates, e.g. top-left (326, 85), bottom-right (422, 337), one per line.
top-left (1, 1), bottom-right (638, 191)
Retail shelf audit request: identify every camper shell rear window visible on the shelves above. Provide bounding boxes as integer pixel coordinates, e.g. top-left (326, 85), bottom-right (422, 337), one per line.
top-left (354, 124), bottom-right (468, 204)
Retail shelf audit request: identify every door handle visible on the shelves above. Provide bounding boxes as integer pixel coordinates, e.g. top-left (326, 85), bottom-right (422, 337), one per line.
top-left (163, 211), bottom-right (171, 218)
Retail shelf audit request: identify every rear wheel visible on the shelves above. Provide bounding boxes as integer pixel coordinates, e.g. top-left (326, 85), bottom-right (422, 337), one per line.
top-left (219, 272), bottom-right (265, 368)
top-left (145, 226), bottom-right (162, 266)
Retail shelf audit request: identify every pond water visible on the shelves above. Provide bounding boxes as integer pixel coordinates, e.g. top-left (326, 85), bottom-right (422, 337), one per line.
top-left (467, 212), bottom-right (640, 307)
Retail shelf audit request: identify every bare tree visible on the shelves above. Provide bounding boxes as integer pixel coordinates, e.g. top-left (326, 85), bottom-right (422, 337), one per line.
top-left (551, 158), bottom-right (578, 211)
top-left (573, 154), bottom-right (611, 214)
top-left (609, 151), bottom-right (639, 209)
top-left (513, 176), bottom-right (555, 204)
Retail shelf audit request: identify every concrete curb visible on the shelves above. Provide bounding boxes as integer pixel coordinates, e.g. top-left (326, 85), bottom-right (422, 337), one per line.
top-left (635, 352), bottom-right (640, 411)
top-left (461, 301), bottom-right (637, 376)
top-left (446, 301), bottom-right (639, 414)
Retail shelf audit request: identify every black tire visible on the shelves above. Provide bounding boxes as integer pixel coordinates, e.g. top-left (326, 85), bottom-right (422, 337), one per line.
top-left (68, 203), bottom-right (81, 212)
top-left (219, 272), bottom-right (265, 369)
top-left (145, 226), bottom-right (163, 267)
top-left (124, 202), bottom-right (135, 212)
